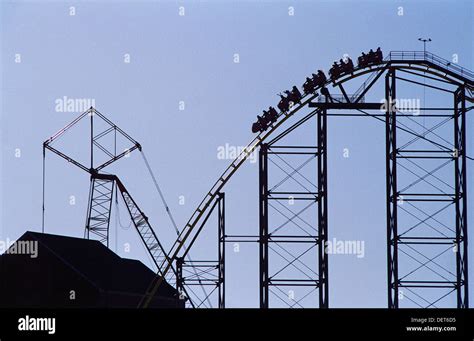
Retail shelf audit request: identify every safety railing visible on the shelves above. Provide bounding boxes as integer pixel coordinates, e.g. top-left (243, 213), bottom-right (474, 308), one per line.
top-left (351, 51), bottom-right (473, 104)
top-left (389, 51), bottom-right (474, 81)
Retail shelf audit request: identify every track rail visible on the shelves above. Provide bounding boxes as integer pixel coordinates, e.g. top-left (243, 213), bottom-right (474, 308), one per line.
top-left (139, 50), bottom-right (474, 307)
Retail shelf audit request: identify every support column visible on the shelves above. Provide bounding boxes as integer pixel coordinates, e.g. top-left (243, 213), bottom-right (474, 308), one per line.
top-left (218, 192), bottom-right (226, 309)
top-left (173, 193), bottom-right (226, 308)
top-left (317, 108), bottom-right (329, 308)
top-left (454, 86), bottom-right (469, 308)
top-left (385, 68), bottom-right (399, 308)
top-left (259, 144), bottom-right (269, 309)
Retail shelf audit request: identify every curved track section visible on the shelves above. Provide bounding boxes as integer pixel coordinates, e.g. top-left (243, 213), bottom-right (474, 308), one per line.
top-left (140, 50), bottom-right (474, 307)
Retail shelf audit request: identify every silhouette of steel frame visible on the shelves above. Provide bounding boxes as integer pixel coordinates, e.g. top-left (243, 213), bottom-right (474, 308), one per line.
top-left (259, 114), bottom-right (326, 308)
top-left (384, 69), bottom-right (469, 308)
top-left (135, 51), bottom-right (473, 309)
top-left (318, 108), bottom-right (329, 308)
top-left (43, 107), bottom-right (141, 246)
top-left (85, 175), bottom-right (115, 246)
top-left (176, 192), bottom-right (225, 308)
top-left (454, 86), bottom-right (469, 308)
top-left (385, 68), bottom-right (399, 308)
top-left (309, 67), bottom-right (469, 308)
top-left (43, 108), bottom-right (141, 174)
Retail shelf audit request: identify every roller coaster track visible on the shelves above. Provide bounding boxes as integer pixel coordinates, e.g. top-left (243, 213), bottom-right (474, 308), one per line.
top-left (139, 50), bottom-right (474, 307)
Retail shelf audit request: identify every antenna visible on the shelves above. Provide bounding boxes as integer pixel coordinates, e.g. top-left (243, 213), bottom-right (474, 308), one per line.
top-left (418, 37), bottom-right (432, 54)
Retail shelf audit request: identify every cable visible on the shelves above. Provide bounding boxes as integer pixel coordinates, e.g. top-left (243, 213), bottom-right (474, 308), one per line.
top-left (42, 146), bottom-right (46, 233)
top-left (114, 187), bottom-right (132, 230)
top-left (141, 151), bottom-right (181, 234)
top-left (140, 151), bottom-right (213, 308)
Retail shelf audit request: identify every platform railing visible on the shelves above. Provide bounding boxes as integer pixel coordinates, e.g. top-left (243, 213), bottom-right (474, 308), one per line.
top-left (351, 51), bottom-right (473, 104)
top-left (389, 51), bottom-right (474, 81)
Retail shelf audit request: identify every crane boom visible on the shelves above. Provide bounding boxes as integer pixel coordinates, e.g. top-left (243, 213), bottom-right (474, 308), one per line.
top-left (89, 173), bottom-right (177, 285)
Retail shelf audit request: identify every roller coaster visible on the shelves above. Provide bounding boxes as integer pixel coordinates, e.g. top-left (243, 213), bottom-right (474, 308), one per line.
top-left (43, 49), bottom-right (473, 309)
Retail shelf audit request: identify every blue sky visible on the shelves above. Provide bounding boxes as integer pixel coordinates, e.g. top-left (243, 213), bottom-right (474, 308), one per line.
top-left (1, 0), bottom-right (473, 307)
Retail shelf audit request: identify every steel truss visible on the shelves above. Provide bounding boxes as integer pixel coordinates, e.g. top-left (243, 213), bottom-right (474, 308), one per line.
top-left (85, 174), bottom-right (177, 285)
top-left (386, 68), bottom-right (399, 308)
top-left (383, 69), bottom-right (469, 308)
top-left (171, 55), bottom-right (471, 308)
top-left (176, 193), bottom-right (226, 308)
top-left (454, 87), bottom-right (469, 308)
top-left (85, 175), bottom-right (115, 246)
top-left (304, 60), bottom-right (471, 308)
top-left (258, 109), bottom-right (327, 308)
top-left (43, 107), bottom-right (141, 246)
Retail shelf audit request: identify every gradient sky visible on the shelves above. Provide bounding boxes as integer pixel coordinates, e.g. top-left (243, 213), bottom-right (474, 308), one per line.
top-left (1, 0), bottom-right (473, 308)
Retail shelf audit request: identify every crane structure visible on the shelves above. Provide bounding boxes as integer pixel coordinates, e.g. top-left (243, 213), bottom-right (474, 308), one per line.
top-left (43, 49), bottom-right (473, 309)
top-left (43, 107), bottom-right (224, 308)
top-left (43, 108), bottom-right (186, 299)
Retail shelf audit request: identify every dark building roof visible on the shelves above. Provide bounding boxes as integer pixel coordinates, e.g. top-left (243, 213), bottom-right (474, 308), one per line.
top-left (0, 231), bottom-right (183, 308)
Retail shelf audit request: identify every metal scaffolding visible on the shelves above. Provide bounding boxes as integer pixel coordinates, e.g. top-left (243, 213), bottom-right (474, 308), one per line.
top-left (176, 192), bottom-right (226, 308)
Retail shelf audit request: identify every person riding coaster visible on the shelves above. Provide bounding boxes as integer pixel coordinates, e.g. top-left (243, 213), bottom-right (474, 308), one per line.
top-left (366, 48), bottom-right (383, 64)
top-left (278, 86), bottom-right (302, 112)
top-left (358, 52), bottom-right (368, 68)
top-left (311, 70), bottom-right (327, 88)
top-left (330, 58), bottom-right (352, 79)
top-left (252, 106), bottom-right (279, 133)
top-left (316, 70), bottom-right (327, 85)
top-left (252, 48), bottom-right (384, 134)
top-left (304, 69), bottom-right (328, 96)
top-left (267, 106), bottom-right (278, 123)
top-left (374, 47), bottom-right (383, 63)
top-left (358, 48), bottom-right (383, 68)
top-left (290, 86), bottom-right (302, 104)
top-left (283, 90), bottom-right (294, 108)
top-left (343, 57), bottom-right (354, 73)
top-left (251, 121), bottom-right (262, 133)
top-left (329, 62), bottom-right (341, 79)
top-left (277, 93), bottom-right (290, 112)
top-left (257, 112), bottom-right (269, 132)
top-left (336, 58), bottom-right (354, 75)
top-left (303, 77), bottom-right (315, 95)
